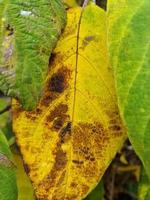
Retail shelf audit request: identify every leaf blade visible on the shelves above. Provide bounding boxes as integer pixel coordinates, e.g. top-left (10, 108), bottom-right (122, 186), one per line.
top-left (13, 4), bottom-right (126, 200)
top-left (108, 0), bottom-right (150, 176)
top-left (0, 0), bottom-right (66, 110)
top-left (0, 131), bottom-right (18, 200)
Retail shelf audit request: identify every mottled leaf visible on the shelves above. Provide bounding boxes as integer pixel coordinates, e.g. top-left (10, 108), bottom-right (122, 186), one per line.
top-left (0, 130), bottom-right (18, 200)
top-left (0, 0), bottom-right (66, 110)
top-left (108, 0), bottom-right (150, 176)
top-left (13, 4), bottom-right (126, 200)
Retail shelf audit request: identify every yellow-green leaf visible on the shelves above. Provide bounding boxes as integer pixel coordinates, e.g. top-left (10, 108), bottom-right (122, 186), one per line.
top-left (138, 167), bottom-right (150, 200)
top-left (0, 98), bottom-right (10, 130)
top-left (63, 0), bottom-right (78, 8)
top-left (13, 152), bottom-right (35, 200)
top-left (13, 4), bottom-right (126, 200)
top-left (107, 0), bottom-right (150, 177)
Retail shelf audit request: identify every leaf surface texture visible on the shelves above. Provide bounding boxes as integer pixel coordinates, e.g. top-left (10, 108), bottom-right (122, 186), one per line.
top-left (0, 0), bottom-right (66, 110)
top-left (0, 131), bottom-right (18, 200)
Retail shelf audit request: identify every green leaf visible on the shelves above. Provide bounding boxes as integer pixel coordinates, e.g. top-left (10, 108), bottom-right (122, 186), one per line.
top-left (0, 98), bottom-right (10, 130)
top-left (108, 0), bottom-right (150, 177)
top-left (0, 130), bottom-right (18, 200)
top-left (138, 167), bottom-right (150, 200)
top-left (85, 181), bottom-right (104, 200)
top-left (0, 0), bottom-right (66, 110)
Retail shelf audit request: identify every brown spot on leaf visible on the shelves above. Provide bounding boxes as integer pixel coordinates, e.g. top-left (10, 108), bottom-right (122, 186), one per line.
top-left (70, 182), bottom-right (77, 187)
top-left (53, 118), bottom-right (64, 130)
top-left (46, 104), bottom-right (68, 122)
top-left (65, 195), bottom-right (78, 200)
top-left (46, 104), bottom-right (69, 131)
top-left (37, 195), bottom-right (48, 200)
top-left (25, 112), bottom-right (37, 121)
top-left (36, 108), bottom-right (42, 115)
top-left (49, 53), bottom-right (57, 66)
top-left (82, 36), bottom-right (95, 49)
top-left (59, 122), bottom-right (72, 143)
top-left (40, 66), bottom-right (71, 107)
top-left (54, 149), bottom-right (67, 171)
top-left (90, 157), bottom-right (95, 162)
top-left (23, 162), bottom-right (30, 174)
top-left (41, 93), bottom-right (57, 107)
top-left (50, 73), bottom-right (65, 93)
top-left (85, 36), bottom-right (95, 42)
top-left (38, 143), bottom-right (67, 194)
top-left (49, 67), bottom-right (71, 93)
top-left (72, 160), bottom-right (84, 165)
top-left (72, 122), bottom-right (110, 164)
top-left (12, 104), bottom-right (23, 119)
top-left (110, 125), bottom-right (121, 131)
top-left (81, 185), bottom-right (90, 196)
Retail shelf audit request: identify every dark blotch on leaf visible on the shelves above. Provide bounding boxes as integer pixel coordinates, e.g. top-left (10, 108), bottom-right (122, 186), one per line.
top-left (49, 53), bottom-right (57, 66)
top-left (46, 104), bottom-right (68, 123)
top-left (72, 160), bottom-right (84, 165)
top-left (6, 24), bottom-right (14, 35)
top-left (60, 122), bottom-right (72, 143)
top-left (49, 67), bottom-right (71, 94)
top-left (23, 162), bottom-right (30, 174)
top-left (53, 118), bottom-right (64, 130)
top-left (49, 73), bottom-right (65, 93)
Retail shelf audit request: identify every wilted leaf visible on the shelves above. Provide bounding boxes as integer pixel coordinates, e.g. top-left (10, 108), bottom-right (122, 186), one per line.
top-left (13, 4), bottom-right (126, 200)
top-left (0, 0), bottom-right (66, 110)
top-left (107, 0), bottom-right (150, 177)
top-left (0, 130), bottom-right (18, 200)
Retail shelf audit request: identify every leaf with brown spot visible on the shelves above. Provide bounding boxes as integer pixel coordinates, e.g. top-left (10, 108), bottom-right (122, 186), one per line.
top-left (12, 4), bottom-right (126, 200)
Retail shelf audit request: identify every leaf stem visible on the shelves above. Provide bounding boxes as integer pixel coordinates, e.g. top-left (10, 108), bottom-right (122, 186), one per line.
top-left (0, 105), bottom-right (11, 115)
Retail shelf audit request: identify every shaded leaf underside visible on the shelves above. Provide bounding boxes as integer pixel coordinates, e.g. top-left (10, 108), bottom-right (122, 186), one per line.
top-left (13, 4), bottom-right (126, 200)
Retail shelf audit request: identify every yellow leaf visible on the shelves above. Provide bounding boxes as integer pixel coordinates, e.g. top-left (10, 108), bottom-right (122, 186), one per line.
top-left (12, 4), bottom-right (126, 200)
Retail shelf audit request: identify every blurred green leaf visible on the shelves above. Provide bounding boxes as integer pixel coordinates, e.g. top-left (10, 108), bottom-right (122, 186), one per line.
top-left (0, 98), bottom-right (10, 129)
top-left (63, 0), bottom-right (78, 7)
top-left (0, 130), bottom-right (18, 200)
top-left (0, 97), bottom-right (14, 142)
top-left (138, 167), bottom-right (150, 200)
top-left (13, 149), bottom-right (35, 200)
top-left (108, 0), bottom-right (150, 177)
top-left (85, 181), bottom-right (104, 200)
